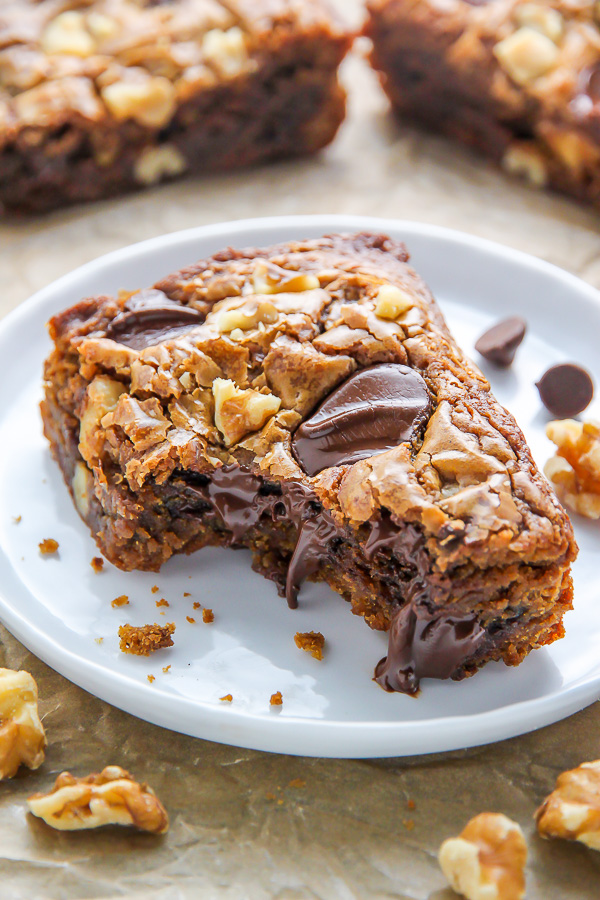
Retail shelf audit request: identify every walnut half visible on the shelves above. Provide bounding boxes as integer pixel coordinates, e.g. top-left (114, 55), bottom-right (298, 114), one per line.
top-left (0, 668), bottom-right (46, 780)
top-left (545, 419), bottom-right (600, 518)
top-left (28, 766), bottom-right (168, 833)
top-left (438, 813), bottom-right (527, 900)
top-left (535, 759), bottom-right (600, 850)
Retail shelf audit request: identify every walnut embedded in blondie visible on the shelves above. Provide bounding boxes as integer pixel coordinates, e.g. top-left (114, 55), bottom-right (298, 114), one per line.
top-left (118, 623), bottom-right (175, 656)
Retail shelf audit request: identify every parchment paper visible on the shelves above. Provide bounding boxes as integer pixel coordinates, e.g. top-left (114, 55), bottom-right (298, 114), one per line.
top-left (1, 5), bottom-right (600, 896)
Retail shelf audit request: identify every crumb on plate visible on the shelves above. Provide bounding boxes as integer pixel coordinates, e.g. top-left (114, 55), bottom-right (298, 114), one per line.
top-left (294, 631), bottom-right (325, 660)
top-left (39, 539), bottom-right (59, 555)
top-left (118, 623), bottom-right (175, 656)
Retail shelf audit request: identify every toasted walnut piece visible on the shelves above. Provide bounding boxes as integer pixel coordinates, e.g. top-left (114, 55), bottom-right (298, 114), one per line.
top-left (541, 128), bottom-right (600, 177)
top-left (101, 76), bottom-right (176, 128)
top-left (86, 12), bottom-right (119, 41)
top-left (545, 419), bottom-right (600, 518)
top-left (79, 375), bottom-right (126, 461)
top-left (494, 27), bottom-right (559, 85)
top-left (270, 691), bottom-right (283, 706)
top-left (252, 260), bottom-right (320, 295)
top-left (213, 378), bottom-right (281, 446)
top-left (515, 4), bottom-right (563, 43)
top-left (39, 538), bottom-right (59, 555)
top-left (41, 11), bottom-right (96, 57)
top-left (28, 766), bottom-right (168, 833)
top-left (439, 813), bottom-right (527, 900)
top-left (118, 623), bottom-right (175, 656)
top-left (202, 27), bottom-right (249, 78)
top-left (103, 395), bottom-right (170, 451)
top-left (0, 669), bottom-right (46, 780)
top-left (374, 284), bottom-right (414, 320)
top-left (502, 143), bottom-right (548, 187)
top-left (294, 631), bottom-right (325, 660)
top-left (216, 297), bottom-right (279, 333)
top-left (72, 461), bottom-right (94, 518)
top-left (535, 759), bottom-right (600, 850)
top-left (133, 144), bottom-right (187, 185)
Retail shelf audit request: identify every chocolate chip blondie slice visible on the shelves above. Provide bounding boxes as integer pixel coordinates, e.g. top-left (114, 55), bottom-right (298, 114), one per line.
top-left (41, 233), bottom-right (576, 694)
top-left (0, 0), bottom-right (350, 213)
top-left (366, 0), bottom-right (600, 210)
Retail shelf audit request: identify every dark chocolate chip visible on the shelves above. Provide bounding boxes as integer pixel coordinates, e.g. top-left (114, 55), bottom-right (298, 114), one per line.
top-left (291, 363), bottom-right (432, 477)
top-left (536, 363), bottom-right (594, 418)
top-left (474, 316), bottom-right (527, 367)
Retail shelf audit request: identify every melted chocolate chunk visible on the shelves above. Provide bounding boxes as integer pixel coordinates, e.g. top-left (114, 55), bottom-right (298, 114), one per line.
top-left (536, 363), bottom-right (594, 418)
top-left (292, 364), bottom-right (432, 477)
top-left (185, 466), bottom-right (339, 608)
top-left (374, 603), bottom-right (485, 695)
top-left (475, 316), bottom-right (527, 367)
top-left (207, 466), bottom-right (271, 544)
top-left (105, 289), bottom-right (203, 349)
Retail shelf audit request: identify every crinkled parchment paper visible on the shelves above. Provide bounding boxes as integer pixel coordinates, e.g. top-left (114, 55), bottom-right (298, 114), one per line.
top-left (1, 2), bottom-right (600, 895)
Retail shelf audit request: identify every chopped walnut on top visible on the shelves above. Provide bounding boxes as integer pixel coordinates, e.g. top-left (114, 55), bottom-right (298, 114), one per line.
top-left (545, 419), bottom-right (600, 518)
top-left (0, 669), bottom-right (46, 780)
top-left (438, 813), bottom-right (527, 900)
top-left (27, 766), bottom-right (168, 833)
top-left (535, 759), bottom-right (600, 850)
top-left (294, 631), bottom-right (325, 660)
top-left (118, 623), bottom-right (175, 656)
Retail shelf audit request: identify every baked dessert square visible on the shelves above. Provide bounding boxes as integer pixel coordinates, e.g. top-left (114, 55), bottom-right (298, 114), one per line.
top-left (365, 0), bottom-right (600, 209)
top-left (0, 0), bottom-right (350, 213)
top-left (41, 232), bottom-right (576, 694)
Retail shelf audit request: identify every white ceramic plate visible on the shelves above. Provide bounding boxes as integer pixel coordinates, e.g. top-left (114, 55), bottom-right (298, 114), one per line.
top-left (1, 215), bottom-right (599, 759)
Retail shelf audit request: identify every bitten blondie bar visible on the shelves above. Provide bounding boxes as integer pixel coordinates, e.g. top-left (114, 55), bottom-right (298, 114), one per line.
top-left (0, 0), bottom-right (350, 213)
top-left (41, 233), bottom-right (576, 694)
top-left (366, 0), bottom-right (600, 209)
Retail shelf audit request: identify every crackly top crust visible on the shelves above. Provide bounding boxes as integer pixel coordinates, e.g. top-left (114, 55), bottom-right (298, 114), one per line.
top-left (0, 0), bottom-right (347, 142)
top-left (47, 232), bottom-right (575, 575)
top-left (367, 0), bottom-right (600, 166)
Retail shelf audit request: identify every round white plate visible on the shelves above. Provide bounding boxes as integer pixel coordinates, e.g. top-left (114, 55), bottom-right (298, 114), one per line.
top-left (1, 215), bottom-right (599, 759)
